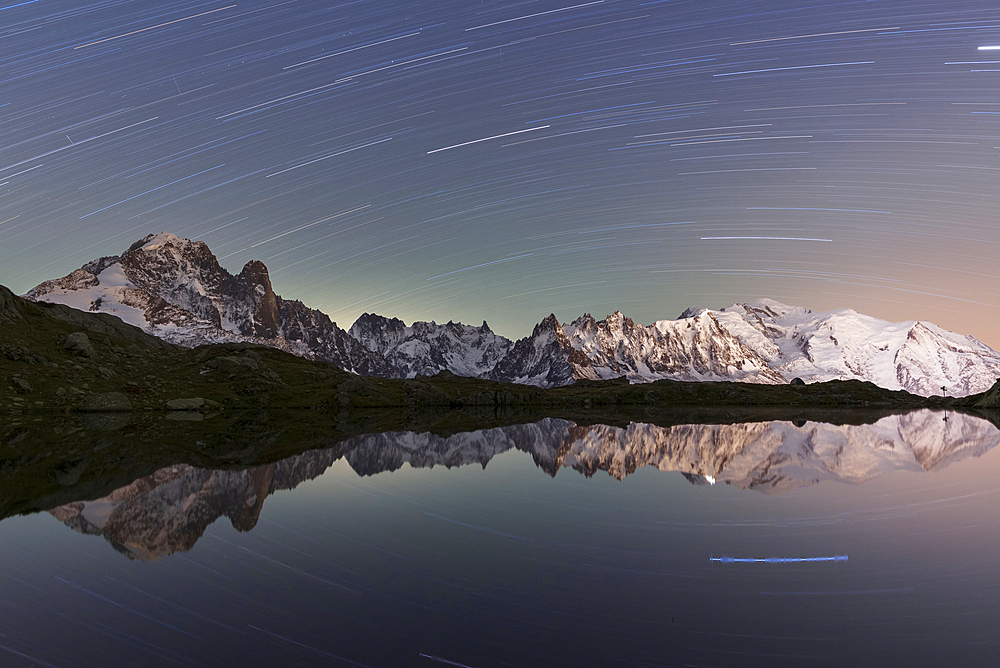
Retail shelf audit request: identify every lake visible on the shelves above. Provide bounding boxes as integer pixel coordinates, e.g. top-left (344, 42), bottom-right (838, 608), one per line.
top-left (2, 408), bottom-right (999, 667)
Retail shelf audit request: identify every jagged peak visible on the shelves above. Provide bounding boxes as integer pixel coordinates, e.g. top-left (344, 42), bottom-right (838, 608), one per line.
top-left (532, 313), bottom-right (563, 336)
top-left (605, 310), bottom-right (635, 327)
top-left (241, 258), bottom-right (268, 272)
top-left (237, 260), bottom-right (273, 294)
top-left (603, 310), bottom-right (627, 325)
top-left (906, 321), bottom-right (935, 341)
top-left (239, 259), bottom-right (270, 280)
top-left (352, 312), bottom-right (405, 328)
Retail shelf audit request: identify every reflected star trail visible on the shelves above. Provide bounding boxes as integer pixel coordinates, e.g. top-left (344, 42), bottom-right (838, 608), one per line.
top-left (711, 555), bottom-right (849, 564)
top-left (0, 1), bottom-right (999, 345)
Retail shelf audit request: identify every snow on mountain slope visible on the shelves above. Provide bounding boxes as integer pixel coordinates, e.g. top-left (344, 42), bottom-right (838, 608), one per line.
top-left (486, 314), bottom-right (598, 386)
top-left (24, 262), bottom-right (151, 330)
top-left (486, 300), bottom-right (1000, 395)
top-left (348, 313), bottom-right (512, 378)
top-left (488, 308), bottom-right (788, 387)
top-left (709, 299), bottom-right (1000, 397)
top-left (566, 309), bottom-right (784, 383)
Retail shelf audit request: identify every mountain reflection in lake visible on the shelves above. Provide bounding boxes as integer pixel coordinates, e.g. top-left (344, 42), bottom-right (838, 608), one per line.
top-left (3, 409), bottom-right (1000, 666)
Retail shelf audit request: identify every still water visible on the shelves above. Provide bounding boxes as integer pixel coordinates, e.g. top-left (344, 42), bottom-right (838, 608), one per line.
top-left (2, 409), bottom-right (1000, 667)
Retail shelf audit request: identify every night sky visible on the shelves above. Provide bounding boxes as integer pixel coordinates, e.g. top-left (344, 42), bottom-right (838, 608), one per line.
top-left (1, 0), bottom-right (999, 347)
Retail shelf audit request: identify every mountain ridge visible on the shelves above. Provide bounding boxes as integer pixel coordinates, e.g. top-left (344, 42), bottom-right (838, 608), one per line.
top-left (24, 232), bottom-right (1000, 397)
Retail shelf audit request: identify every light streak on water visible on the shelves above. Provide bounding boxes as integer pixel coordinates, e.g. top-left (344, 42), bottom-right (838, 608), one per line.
top-left (710, 555), bottom-right (848, 564)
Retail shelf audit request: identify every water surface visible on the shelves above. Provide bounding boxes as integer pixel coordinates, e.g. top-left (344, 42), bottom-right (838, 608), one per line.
top-left (2, 409), bottom-right (999, 667)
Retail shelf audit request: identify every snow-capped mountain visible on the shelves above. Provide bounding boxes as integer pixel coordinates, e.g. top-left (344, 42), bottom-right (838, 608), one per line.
top-left (25, 232), bottom-right (391, 375)
top-left (706, 300), bottom-right (1000, 397)
top-left (487, 309), bottom-right (785, 387)
top-left (24, 232), bottom-right (1000, 396)
top-left (348, 313), bottom-right (512, 378)
top-left (484, 301), bottom-right (1000, 396)
top-left (486, 314), bottom-right (592, 387)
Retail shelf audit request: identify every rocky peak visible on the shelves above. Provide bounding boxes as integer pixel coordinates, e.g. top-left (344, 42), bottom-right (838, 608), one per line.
top-left (119, 232), bottom-right (228, 296)
top-left (906, 321), bottom-right (932, 342)
top-left (533, 313), bottom-right (562, 336)
top-left (568, 313), bottom-right (597, 335)
top-left (238, 260), bottom-right (271, 289)
top-left (487, 313), bottom-right (588, 386)
top-left (355, 312), bottom-right (405, 330)
top-left (347, 312), bottom-right (512, 378)
top-left (135, 231), bottom-right (180, 248)
top-left (125, 232), bottom-right (222, 275)
top-left (234, 260), bottom-right (280, 338)
top-left (348, 313), bottom-right (407, 353)
top-left (602, 310), bottom-right (636, 335)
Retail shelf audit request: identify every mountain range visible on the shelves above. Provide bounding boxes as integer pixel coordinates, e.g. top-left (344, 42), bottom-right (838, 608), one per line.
top-left (25, 232), bottom-right (1000, 397)
top-left (49, 410), bottom-right (1000, 560)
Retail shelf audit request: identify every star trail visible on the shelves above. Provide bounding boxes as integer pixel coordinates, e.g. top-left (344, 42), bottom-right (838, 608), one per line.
top-left (1, 0), bottom-right (999, 345)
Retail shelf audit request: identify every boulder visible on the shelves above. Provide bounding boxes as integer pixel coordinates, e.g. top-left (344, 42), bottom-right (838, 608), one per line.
top-left (64, 332), bottom-right (97, 359)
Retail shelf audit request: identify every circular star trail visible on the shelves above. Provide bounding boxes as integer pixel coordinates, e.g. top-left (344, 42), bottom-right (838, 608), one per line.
top-left (1, 0), bottom-right (999, 345)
